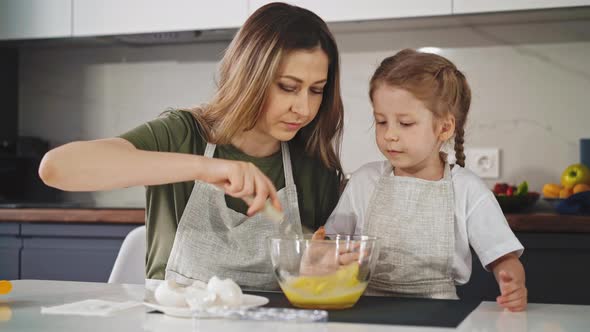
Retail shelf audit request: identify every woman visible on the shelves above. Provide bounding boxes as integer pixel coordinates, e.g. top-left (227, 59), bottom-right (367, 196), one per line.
top-left (39, 3), bottom-right (344, 290)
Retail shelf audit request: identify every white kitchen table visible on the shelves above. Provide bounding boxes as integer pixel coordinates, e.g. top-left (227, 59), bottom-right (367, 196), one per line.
top-left (1, 280), bottom-right (589, 332)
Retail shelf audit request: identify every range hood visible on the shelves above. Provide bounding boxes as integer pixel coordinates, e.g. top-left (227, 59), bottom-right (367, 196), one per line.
top-left (110, 29), bottom-right (237, 46)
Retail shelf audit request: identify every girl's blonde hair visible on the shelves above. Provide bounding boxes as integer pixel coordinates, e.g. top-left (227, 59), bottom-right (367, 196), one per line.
top-left (369, 49), bottom-right (472, 167)
top-left (187, 3), bottom-right (344, 174)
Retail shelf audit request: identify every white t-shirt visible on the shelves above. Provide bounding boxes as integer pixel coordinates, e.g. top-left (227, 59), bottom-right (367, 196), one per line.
top-left (325, 161), bottom-right (524, 285)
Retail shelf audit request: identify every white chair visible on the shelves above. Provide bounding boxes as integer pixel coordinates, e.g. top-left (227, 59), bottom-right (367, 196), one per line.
top-left (108, 225), bottom-right (146, 284)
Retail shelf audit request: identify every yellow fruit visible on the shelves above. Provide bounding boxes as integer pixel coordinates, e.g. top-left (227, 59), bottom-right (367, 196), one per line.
top-left (542, 183), bottom-right (562, 198)
top-left (559, 187), bottom-right (573, 199)
top-left (573, 183), bottom-right (590, 194)
top-left (0, 281), bottom-right (11, 295)
top-left (0, 306), bottom-right (12, 321)
top-left (561, 163), bottom-right (590, 189)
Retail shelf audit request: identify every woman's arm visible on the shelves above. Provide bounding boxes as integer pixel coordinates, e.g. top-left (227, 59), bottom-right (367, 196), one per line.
top-left (39, 138), bottom-right (281, 215)
top-left (40, 138), bottom-right (208, 191)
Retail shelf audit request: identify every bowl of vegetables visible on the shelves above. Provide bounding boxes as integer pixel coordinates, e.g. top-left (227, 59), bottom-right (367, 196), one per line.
top-left (493, 181), bottom-right (539, 213)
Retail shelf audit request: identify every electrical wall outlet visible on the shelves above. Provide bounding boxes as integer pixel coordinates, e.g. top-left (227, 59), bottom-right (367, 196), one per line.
top-left (464, 148), bottom-right (500, 179)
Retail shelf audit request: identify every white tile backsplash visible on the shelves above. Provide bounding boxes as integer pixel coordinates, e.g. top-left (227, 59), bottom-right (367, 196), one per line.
top-left (18, 16), bottom-right (590, 207)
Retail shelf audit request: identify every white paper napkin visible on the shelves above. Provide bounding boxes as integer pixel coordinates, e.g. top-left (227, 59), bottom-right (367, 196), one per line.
top-left (41, 299), bottom-right (141, 317)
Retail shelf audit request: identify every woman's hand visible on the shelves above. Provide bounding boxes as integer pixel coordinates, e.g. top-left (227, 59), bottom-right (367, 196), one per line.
top-left (199, 158), bottom-right (282, 216)
top-left (490, 253), bottom-right (528, 312)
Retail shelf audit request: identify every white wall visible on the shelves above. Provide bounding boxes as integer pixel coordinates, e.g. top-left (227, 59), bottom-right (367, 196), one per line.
top-left (19, 17), bottom-right (590, 207)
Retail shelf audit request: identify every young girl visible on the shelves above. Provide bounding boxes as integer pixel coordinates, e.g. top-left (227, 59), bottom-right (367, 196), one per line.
top-left (39, 3), bottom-right (343, 290)
top-left (325, 49), bottom-right (527, 311)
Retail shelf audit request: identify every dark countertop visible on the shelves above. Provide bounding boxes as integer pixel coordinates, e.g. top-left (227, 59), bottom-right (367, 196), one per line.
top-left (0, 201), bottom-right (142, 209)
top-left (0, 207), bottom-right (145, 224)
top-left (0, 207), bottom-right (589, 231)
top-left (506, 213), bottom-right (590, 233)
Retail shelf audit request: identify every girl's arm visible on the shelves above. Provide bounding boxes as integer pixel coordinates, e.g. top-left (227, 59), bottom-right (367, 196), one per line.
top-left (39, 138), bottom-right (280, 215)
top-left (324, 172), bottom-right (367, 235)
top-left (488, 253), bottom-right (528, 312)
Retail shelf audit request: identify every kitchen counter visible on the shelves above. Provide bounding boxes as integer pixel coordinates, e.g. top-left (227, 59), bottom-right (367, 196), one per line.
top-left (2, 211), bottom-right (590, 305)
top-left (0, 208), bottom-right (144, 224)
top-left (507, 213), bottom-right (590, 232)
top-left (1, 208), bottom-right (589, 231)
top-left (2, 279), bottom-right (590, 332)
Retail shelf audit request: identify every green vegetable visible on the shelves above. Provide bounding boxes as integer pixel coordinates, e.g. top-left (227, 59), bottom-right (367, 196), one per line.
top-left (515, 181), bottom-right (528, 196)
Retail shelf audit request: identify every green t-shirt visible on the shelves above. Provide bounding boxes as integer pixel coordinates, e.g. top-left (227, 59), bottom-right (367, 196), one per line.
top-left (119, 110), bottom-right (341, 279)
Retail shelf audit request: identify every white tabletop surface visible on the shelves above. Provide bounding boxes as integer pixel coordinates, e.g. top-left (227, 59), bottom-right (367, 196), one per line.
top-left (1, 280), bottom-right (590, 332)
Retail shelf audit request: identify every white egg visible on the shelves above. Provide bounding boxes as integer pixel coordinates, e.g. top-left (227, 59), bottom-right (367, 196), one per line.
top-left (185, 286), bottom-right (217, 311)
top-left (154, 279), bottom-right (188, 307)
top-left (206, 276), bottom-right (243, 307)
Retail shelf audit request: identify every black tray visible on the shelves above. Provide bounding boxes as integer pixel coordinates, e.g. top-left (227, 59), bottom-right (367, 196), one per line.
top-left (248, 291), bottom-right (481, 328)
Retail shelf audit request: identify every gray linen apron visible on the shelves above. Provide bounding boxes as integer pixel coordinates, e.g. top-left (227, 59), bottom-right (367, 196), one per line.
top-left (165, 142), bottom-right (303, 290)
top-left (364, 162), bottom-right (457, 299)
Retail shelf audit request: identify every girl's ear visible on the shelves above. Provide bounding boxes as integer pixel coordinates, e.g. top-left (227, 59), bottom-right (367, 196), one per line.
top-left (438, 114), bottom-right (455, 142)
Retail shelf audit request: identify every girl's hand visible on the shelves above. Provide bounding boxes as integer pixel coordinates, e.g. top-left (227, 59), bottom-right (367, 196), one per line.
top-left (496, 270), bottom-right (528, 312)
top-left (199, 158), bottom-right (281, 216)
top-left (299, 227), bottom-right (360, 276)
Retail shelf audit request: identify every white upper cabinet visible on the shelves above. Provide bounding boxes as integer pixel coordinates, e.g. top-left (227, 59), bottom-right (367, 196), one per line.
top-left (453, 0), bottom-right (590, 14)
top-left (2, 1), bottom-right (588, 41)
top-left (72, 0), bottom-right (248, 37)
top-left (248, 1), bottom-right (452, 22)
top-left (0, 0), bottom-right (72, 40)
